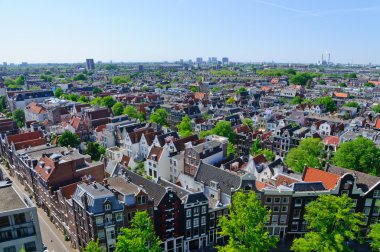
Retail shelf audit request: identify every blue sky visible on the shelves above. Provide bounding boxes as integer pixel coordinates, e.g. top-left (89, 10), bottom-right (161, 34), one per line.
top-left (0, 0), bottom-right (379, 64)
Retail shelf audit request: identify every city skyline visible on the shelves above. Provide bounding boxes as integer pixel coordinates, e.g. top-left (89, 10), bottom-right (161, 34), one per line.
top-left (1, 0), bottom-right (379, 64)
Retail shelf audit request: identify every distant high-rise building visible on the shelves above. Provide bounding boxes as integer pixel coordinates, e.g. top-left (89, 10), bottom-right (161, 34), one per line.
top-left (138, 65), bottom-right (144, 71)
top-left (222, 57), bottom-right (229, 64)
top-left (208, 57), bottom-right (217, 64)
top-left (86, 59), bottom-right (95, 70)
top-left (3, 62), bottom-right (7, 66)
top-left (196, 57), bottom-right (203, 64)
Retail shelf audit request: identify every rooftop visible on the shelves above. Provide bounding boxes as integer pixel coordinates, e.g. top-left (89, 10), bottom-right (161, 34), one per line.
top-left (0, 185), bottom-right (26, 212)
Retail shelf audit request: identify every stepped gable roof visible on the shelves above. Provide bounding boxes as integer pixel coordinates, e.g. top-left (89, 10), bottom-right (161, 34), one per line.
top-left (327, 165), bottom-right (380, 193)
top-left (195, 162), bottom-right (241, 196)
top-left (303, 167), bottom-right (340, 190)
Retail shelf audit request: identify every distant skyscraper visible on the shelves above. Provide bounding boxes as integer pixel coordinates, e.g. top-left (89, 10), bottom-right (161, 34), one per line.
top-left (3, 62), bottom-right (7, 66)
top-left (208, 57), bottom-right (217, 64)
top-left (196, 57), bottom-right (203, 64)
top-left (138, 65), bottom-right (144, 71)
top-left (86, 59), bottom-right (95, 70)
top-left (222, 57), bottom-right (229, 64)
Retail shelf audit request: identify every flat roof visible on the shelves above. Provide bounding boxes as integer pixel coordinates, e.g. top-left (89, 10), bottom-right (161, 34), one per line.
top-left (0, 185), bottom-right (26, 212)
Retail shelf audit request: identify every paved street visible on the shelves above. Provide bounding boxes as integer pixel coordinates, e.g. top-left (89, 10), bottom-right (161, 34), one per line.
top-left (0, 165), bottom-right (76, 252)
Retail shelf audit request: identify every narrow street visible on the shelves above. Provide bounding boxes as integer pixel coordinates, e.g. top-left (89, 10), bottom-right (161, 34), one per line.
top-left (0, 164), bottom-right (76, 252)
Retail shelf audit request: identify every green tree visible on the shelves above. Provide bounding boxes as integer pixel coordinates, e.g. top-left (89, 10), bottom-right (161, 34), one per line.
top-left (73, 73), bottom-right (87, 81)
top-left (316, 96), bottom-right (337, 112)
top-left (79, 95), bottom-right (89, 103)
top-left (289, 72), bottom-right (314, 86)
top-left (364, 82), bottom-right (375, 87)
top-left (338, 83), bottom-right (347, 87)
top-left (368, 220), bottom-right (380, 251)
top-left (258, 149), bottom-right (275, 161)
top-left (226, 97), bottom-right (236, 105)
top-left (218, 190), bottom-right (278, 252)
top-left (15, 75), bottom-right (25, 86)
top-left (242, 118), bottom-right (253, 129)
top-left (235, 87), bottom-right (247, 94)
top-left (290, 96), bottom-right (303, 105)
top-left (112, 102), bottom-right (125, 116)
top-left (19, 247), bottom-right (26, 252)
top-left (177, 115), bottom-right (192, 137)
top-left (333, 137), bottom-right (380, 175)
top-left (12, 109), bottom-right (25, 128)
top-left (373, 104), bottom-right (380, 113)
top-left (112, 76), bottom-right (131, 84)
top-left (0, 95), bottom-right (7, 112)
top-left (212, 120), bottom-right (237, 143)
top-left (58, 131), bottom-right (80, 147)
top-left (285, 138), bottom-right (324, 172)
top-left (83, 239), bottom-right (105, 252)
top-left (227, 142), bottom-right (235, 157)
top-left (93, 87), bottom-right (102, 94)
top-left (116, 211), bottom-right (161, 252)
top-left (291, 195), bottom-right (363, 252)
top-left (90, 97), bottom-right (102, 106)
top-left (250, 138), bottom-right (261, 155)
top-left (199, 130), bottom-right (212, 139)
top-left (68, 93), bottom-right (79, 102)
top-left (189, 86), bottom-right (199, 92)
top-left (101, 96), bottom-right (116, 108)
top-left (149, 108), bottom-right (168, 126)
top-left (124, 105), bottom-right (139, 119)
top-left (54, 87), bottom-right (63, 98)
top-left (85, 142), bottom-right (106, 161)
top-left (344, 101), bottom-right (360, 108)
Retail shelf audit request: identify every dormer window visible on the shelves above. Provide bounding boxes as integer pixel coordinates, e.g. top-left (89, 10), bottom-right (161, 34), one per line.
top-left (105, 204), bottom-right (111, 211)
top-left (210, 181), bottom-right (218, 190)
top-left (137, 195), bottom-right (146, 205)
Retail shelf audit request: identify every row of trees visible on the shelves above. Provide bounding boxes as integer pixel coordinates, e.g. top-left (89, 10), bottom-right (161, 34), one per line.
top-left (83, 191), bottom-right (379, 252)
top-left (285, 136), bottom-right (380, 176)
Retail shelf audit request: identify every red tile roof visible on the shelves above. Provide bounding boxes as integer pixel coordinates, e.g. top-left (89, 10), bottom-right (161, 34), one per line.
top-left (333, 92), bottom-right (348, 98)
top-left (147, 146), bottom-right (163, 161)
top-left (303, 167), bottom-right (340, 190)
top-left (253, 154), bottom-right (267, 165)
top-left (255, 181), bottom-right (266, 191)
top-left (323, 136), bottom-right (339, 146)
top-left (375, 118), bottom-right (380, 130)
top-left (60, 183), bottom-right (78, 199)
top-left (7, 131), bottom-right (44, 144)
top-left (275, 174), bottom-right (300, 187)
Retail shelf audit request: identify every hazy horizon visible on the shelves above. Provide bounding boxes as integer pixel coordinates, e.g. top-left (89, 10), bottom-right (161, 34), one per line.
top-left (1, 0), bottom-right (379, 64)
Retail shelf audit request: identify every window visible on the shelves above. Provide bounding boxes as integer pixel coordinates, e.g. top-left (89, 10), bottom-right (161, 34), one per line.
top-left (291, 222), bottom-right (298, 231)
top-left (201, 216), bottom-right (206, 225)
top-left (137, 195), bottom-right (146, 205)
top-left (374, 190), bottom-right (380, 198)
top-left (14, 213), bottom-right (26, 224)
top-left (301, 221), bottom-right (307, 231)
top-left (202, 206), bottom-right (207, 214)
top-left (186, 220), bottom-right (191, 228)
top-left (295, 198), bottom-right (302, 206)
top-left (281, 206), bottom-right (288, 212)
top-left (363, 207), bottom-right (371, 215)
top-left (293, 209), bottom-right (301, 219)
top-left (373, 206), bottom-right (380, 216)
top-left (352, 199), bottom-right (358, 207)
top-left (193, 227), bottom-right (199, 237)
top-left (4, 246), bottom-right (16, 252)
top-left (116, 213), bottom-right (123, 222)
top-left (273, 206), bottom-right (279, 213)
top-left (96, 216), bottom-right (103, 226)
top-left (105, 204), bottom-right (111, 211)
top-left (274, 197), bottom-right (281, 204)
top-left (280, 215), bottom-right (287, 224)
top-left (305, 199), bottom-right (312, 206)
top-left (193, 218), bottom-right (199, 227)
top-left (370, 217), bottom-right (378, 225)
top-left (282, 197), bottom-right (289, 204)
top-left (272, 215), bottom-right (278, 223)
top-left (98, 230), bottom-right (105, 239)
top-left (105, 214), bottom-right (112, 223)
top-left (210, 212), bottom-right (215, 219)
top-left (363, 217), bottom-right (368, 225)
top-left (365, 198), bottom-right (373, 207)
top-left (194, 207), bottom-right (199, 215)
top-left (186, 209), bottom-right (191, 217)
top-left (266, 197), bottom-right (272, 204)
top-left (24, 242), bottom-right (36, 252)
top-left (0, 216), bottom-right (10, 228)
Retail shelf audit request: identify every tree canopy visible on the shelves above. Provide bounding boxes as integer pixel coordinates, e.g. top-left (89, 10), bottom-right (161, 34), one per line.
top-left (368, 220), bottom-right (380, 251)
top-left (73, 73), bottom-right (87, 81)
top-left (235, 87), bottom-right (247, 94)
top-left (344, 101), bottom-right (360, 108)
top-left (285, 138), bottom-right (324, 172)
top-left (333, 137), bottom-right (380, 176)
top-left (316, 96), bottom-right (337, 112)
top-left (115, 211), bottom-right (161, 252)
top-left (100, 96), bottom-right (116, 108)
top-left (218, 190), bottom-right (278, 252)
top-left (177, 115), bottom-right (192, 138)
top-left (372, 104), bottom-right (380, 113)
top-left (0, 95), bottom-right (7, 113)
top-left (242, 118), bottom-right (253, 129)
top-left (84, 239), bottom-right (105, 252)
top-left (289, 72), bottom-right (318, 86)
top-left (290, 96), bottom-right (303, 105)
top-left (58, 131), bottom-right (80, 147)
top-left (85, 142), bottom-right (106, 161)
top-left (149, 108), bottom-right (168, 126)
top-left (54, 87), bottom-right (63, 98)
top-left (112, 76), bottom-right (131, 84)
top-left (93, 87), bottom-right (103, 94)
top-left (12, 109), bottom-right (25, 128)
top-left (291, 195), bottom-right (363, 252)
top-left (112, 102), bottom-right (125, 116)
